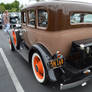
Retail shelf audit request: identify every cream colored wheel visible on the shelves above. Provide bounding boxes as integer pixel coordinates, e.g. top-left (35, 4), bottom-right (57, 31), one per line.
top-left (32, 53), bottom-right (46, 83)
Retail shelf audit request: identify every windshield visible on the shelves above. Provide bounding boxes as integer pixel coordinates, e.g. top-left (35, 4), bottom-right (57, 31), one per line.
top-left (70, 13), bottom-right (92, 25)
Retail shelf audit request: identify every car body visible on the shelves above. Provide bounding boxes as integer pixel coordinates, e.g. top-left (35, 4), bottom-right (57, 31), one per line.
top-left (9, 0), bottom-right (92, 90)
top-left (9, 13), bottom-right (21, 29)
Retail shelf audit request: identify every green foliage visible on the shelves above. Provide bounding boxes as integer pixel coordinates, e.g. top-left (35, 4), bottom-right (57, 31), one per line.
top-left (0, 0), bottom-right (20, 13)
top-left (30, 0), bottom-right (44, 2)
top-left (0, 5), bottom-right (5, 13)
top-left (8, 8), bottom-right (17, 12)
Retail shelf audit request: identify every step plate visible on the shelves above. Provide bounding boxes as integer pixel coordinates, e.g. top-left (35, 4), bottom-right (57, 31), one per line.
top-left (17, 48), bottom-right (29, 62)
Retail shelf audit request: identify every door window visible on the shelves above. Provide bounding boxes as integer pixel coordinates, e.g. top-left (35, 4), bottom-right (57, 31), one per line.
top-left (23, 12), bottom-right (26, 23)
top-left (38, 9), bottom-right (48, 28)
top-left (29, 10), bottom-right (35, 26)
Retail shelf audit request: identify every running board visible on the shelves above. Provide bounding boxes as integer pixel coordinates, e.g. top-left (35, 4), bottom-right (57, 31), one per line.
top-left (17, 48), bottom-right (29, 62)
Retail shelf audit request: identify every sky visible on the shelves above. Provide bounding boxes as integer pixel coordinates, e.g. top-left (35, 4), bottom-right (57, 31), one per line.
top-left (0, 0), bottom-right (92, 6)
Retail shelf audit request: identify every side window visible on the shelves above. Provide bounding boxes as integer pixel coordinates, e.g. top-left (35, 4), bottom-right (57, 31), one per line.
top-left (84, 14), bottom-right (92, 23)
top-left (70, 13), bottom-right (92, 24)
top-left (70, 14), bottom-right (81, 24)
top-left (23, 12), bottom-right (26, 23)
top-left (29, 10), bottom-right (35, 26)
top-left (38, 9), bottom-right (48, 28)
top-left (24, 12), bottom-right (26, 23)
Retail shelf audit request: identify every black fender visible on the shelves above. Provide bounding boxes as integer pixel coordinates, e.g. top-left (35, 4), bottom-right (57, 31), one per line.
top-left (29, 43), bottom-right (57, 82)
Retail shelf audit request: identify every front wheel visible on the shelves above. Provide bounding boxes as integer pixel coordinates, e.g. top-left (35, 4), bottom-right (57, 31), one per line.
top-left (32, 52), bottom-right (48, 84)
top-left (9, 38), bottom-right (15, 51)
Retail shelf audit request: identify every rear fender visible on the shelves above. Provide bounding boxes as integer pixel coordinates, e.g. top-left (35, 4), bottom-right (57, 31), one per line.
top-left (29, 43), bottom-right (57, 82)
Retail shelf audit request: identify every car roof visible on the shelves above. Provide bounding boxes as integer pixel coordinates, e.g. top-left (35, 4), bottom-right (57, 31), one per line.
top-left (22, 0), bottom-right (92, 12)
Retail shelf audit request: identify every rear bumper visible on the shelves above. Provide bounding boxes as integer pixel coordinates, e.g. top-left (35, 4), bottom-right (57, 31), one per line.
top-left (60, 74), bottom-right (92, 90)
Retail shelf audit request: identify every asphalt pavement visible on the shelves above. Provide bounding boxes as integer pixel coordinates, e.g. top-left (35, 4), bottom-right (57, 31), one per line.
top-left (0, 29), bottom-right (92, 92)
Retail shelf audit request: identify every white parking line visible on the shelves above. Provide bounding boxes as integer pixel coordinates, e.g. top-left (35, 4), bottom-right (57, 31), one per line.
top-left (0, 48), bottom-right (24, 92)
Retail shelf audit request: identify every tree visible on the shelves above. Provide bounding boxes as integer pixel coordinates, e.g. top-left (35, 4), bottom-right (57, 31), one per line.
top-left (12, 0), bottom-right (20, 11)
top-left (29, 0), bottom-right (44, 2)
top-left (5, 3), bottom-right (12, 10)
top-left (0, 5), bottom-right (5, 13)
top-left (0, 0), bottom-right (20, 12)
top-left (8, 8), bottom-right (17, 12)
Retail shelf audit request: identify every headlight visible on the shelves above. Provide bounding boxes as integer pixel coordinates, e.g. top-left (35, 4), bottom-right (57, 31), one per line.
top-left (15, 29), bottom-right (18, 32)
top-left (16, 24), bottom-right (21, 28)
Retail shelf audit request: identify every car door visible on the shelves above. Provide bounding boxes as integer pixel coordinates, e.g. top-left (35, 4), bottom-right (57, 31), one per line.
top-left (22, 7), bottom-right (48, 48)
top-left (22, 9), bottom-right (36, 47)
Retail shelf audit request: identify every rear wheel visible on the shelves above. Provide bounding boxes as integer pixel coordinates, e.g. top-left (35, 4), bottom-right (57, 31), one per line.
top-left (32, 52), bottom-right (48, 84)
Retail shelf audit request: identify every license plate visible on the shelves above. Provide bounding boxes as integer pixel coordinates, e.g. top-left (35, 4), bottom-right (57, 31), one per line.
top-left (48, 58), bottom-right (64, 69)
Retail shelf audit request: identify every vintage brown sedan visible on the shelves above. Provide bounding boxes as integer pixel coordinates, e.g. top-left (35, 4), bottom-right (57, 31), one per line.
top-left (9, 0), bottom-right (92, 90)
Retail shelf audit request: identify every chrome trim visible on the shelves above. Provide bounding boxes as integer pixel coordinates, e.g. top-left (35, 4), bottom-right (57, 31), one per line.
top-left (60, 75), bottom-right (92, 90)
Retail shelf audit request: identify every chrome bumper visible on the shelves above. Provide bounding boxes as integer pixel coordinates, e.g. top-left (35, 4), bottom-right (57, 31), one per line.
top-left (60, 75), bottom-right (92, 90)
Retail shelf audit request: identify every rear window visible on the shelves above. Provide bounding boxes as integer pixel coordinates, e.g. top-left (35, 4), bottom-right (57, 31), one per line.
top-left (70, 13), bottom-right (92, 25)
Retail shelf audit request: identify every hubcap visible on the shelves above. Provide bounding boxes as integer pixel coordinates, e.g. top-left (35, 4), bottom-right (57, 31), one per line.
top-left (35, 64), bottom-right (38, 72)
top-left (33, 56), bottom-right (44, 79)
top-left (32, 53), bottom-right (45, 83)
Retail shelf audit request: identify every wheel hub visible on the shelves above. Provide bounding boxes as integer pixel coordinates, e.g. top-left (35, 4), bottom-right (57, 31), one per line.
top-left (35, 64), bottom-right (38, 72)
top-left (33, 55), bottom-right (45, 79)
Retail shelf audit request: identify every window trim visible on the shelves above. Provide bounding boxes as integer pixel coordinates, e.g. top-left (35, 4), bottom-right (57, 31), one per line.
top-left (27, 9), bottom-right (36, 28)
top-left (23, 11), bottom-right (27, 24)
top-left (70, 11), bottom-right (92, 25)
top-left (36, 8), bottom-right (48, 30)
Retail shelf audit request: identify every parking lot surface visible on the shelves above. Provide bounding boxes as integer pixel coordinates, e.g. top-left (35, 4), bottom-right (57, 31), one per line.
top-left (0, 30), bottom-right (92, 92)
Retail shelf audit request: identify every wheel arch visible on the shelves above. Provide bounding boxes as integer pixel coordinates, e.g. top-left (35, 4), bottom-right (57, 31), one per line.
top-left (29, 43), bottom-right (51, 63)
top-left (28, 43), bottom-right (57, 82)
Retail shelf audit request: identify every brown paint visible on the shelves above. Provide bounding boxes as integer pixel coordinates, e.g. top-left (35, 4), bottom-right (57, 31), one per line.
top-left (21, 1), bottom-right (92, 58)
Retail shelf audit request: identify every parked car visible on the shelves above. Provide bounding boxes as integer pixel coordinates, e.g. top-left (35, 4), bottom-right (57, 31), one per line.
top-left (8, 0), bottom-right (92, 90)
top-left (0, 14), bottom-right (2, 29)
top-left (10, 13), bottom-right (21, 29)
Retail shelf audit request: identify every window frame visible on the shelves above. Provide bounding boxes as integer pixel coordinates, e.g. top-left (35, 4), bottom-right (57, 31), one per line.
top-left (70, 11), bottom-right (92, 25)
top-left (36, 8), bottom-right (48, 30)
top-left (27, 9), bottom-right (36, 28)
top-left (22, 11), bottom-right (27, 25)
